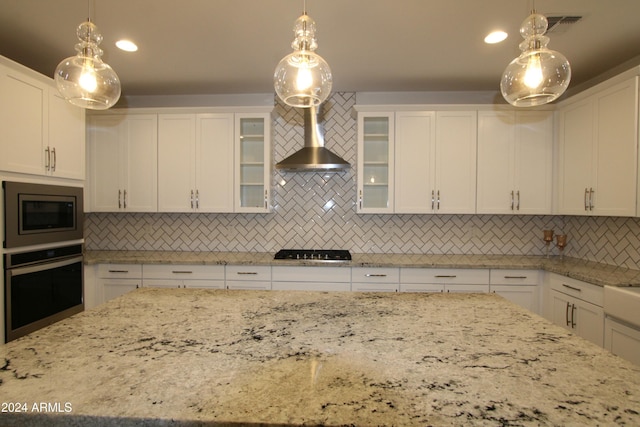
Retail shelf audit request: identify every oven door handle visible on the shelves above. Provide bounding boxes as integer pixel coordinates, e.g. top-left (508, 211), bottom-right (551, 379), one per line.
top-left (7, 256), bottom-right (83, 277)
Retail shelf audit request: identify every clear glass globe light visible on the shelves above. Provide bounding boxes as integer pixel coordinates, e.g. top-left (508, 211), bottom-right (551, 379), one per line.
top-left (55, 21), bottom-right (121, 110)
top-left (274, 13), bottom-right (332, 107)
top-left (500, 13), bottom-right (571, 107)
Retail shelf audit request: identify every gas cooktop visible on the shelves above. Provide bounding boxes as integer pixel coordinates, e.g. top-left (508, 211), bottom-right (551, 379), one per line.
top-left (274, 249), bottom-right (352, 262)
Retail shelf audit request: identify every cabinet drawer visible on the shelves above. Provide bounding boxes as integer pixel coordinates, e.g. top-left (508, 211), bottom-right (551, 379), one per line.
top-left (272, 266), bottom-right (351, 283)
top-left (143, 264), bottom-right (225, 280)
top-left (226, 265), bottom-right (271, 281)
top-left (548, 273), bottom-right (603, 306)
top-left (97, 264), bottom-right (142, 279)
top-left (351, 267), bottom-right (399, 283)
top-left (400, 268), bottom-right (489, 284)
top-left (490, 269), bottom-right (540, 285)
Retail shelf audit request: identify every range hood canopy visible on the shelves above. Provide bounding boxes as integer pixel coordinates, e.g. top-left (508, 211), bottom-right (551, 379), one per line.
top-left (276, 104), bottom-right (350, 173)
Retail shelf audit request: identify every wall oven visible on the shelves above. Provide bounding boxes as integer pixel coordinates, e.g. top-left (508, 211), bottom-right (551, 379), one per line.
top-left (3, 181), bottom-right (83, 248)
top-left (5, 244), bottom-right (84, 342)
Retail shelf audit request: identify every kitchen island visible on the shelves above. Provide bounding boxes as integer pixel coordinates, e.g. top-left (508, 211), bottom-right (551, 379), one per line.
top-left (1, 289), bottom-right (639, 426)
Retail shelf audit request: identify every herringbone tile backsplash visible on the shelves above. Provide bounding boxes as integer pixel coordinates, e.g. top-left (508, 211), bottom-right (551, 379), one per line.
top-left (84, 92), bottom-right (640, 270)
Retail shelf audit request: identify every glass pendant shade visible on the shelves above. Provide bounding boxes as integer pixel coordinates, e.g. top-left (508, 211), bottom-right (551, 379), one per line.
top-left (274, 13), bottom-right (332, 108)
top-left (500, 13), bottom-right (571, 107)
top-left (55, 21), bottom-right (121, 110)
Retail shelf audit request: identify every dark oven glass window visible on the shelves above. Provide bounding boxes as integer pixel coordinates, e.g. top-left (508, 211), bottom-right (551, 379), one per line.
top-left (10, 261), bottom-right (83, 330)
top-left (21, 200), bottom-right (75, 231)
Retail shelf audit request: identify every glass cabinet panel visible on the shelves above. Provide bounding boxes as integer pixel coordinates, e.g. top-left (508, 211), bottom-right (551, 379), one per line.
top-left (357, 113), bottom-right (394, 213)
top-left (235, 114), bottom-right (271, 212)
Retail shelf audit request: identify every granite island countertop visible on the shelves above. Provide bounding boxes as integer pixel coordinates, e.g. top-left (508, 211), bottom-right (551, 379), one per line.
top-left (84, 250), bottom-right (640, 287)
top-left (1, 288), bottom-right (639, 426)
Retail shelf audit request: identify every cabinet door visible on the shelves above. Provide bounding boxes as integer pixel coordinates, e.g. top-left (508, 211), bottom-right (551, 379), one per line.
top-left (158, 114), bottom-right (196, 212)
top-left (123, 115), bottom-right (158, 212)
top-left (0, 65), bottom-right (46, 175)
top-left (196, 113), bottom-right (234, 212)
top-left (477, 111), bottom-right (515, 214)
top-left (605, 317), bottom-right (640, 366)
top-left (48, 91), bottom-right (85, 180)
top-left (550, 289), bottom-right (573, 332)
top-left (592, 79), bottom-right (638, 216)
top-left (394, 111), bottom-right (435, 213)
top-left (514, 111), bottom-right (553, 214)
top-left (102, 280), bottom-right (139, 303)
top-left (435, 111), bottom-right (477, 214)
top-left (491, 285), bottom-right (538, 313)
top-left (574, 299), bottom-right (604, 347)
top-left (557, 98), bottom-right (595, 214)
top-left (357, 113), bottom-right (394, 213)
top-left (235, 114), bottom-right (271, 213)
top-left (88, 115), bottom-right (123, 212)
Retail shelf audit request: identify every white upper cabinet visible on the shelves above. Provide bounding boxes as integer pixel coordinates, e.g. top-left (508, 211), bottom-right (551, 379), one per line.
top-left (357, 112), bottom-right (395, 213)
top-left (0, 57), bottom-right (85, 179)
top-left (477, 110), bottom-right (553, 214)
top-left (235, 113), bottom-right (272, 213)
top-left (87, 114), bottom-right (158, 212)
top-left (557, 77), bottom-right (638, 216)
top-left (157, 113), bottom-right (234, 213)
top-left (395, 110), bottom-right (477, 214)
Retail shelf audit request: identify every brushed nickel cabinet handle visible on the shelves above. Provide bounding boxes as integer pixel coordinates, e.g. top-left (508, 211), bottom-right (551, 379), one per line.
top-left (359, 190), bottom-right (363, 210)
top-left (196, 189), bottom-right (199, 209)
top-left (172, 271), bottom-right (193, 274)
top-left (510, 190), bottom-right (514, 210)
top-left (435, 275), bottom-right (457, 278)
top-left (516, 190), bottom-right (520, 210)
top-left (431, 190), bottom-right (435, 210)
top-left (108, 270), bottom-right (129, 273)
top-left (44, 147), bottom-right (50, 171)
top-left (589, 188), bottom-right (594, 211)
top-left (504, 276), bottom-right (527, 279)
top-left (51, 147), bottom-right (56, 171)
top-left (118, 189), bottom-right (122, 209)
top-left (571, 303), bottom-right (577, 328)
top-left (562, 283), bottom-right (582, 292)
top-left (365, 274), bottom-right (387, 277)
top-left (437, 190), bottom-right (440, 210)
top-left (123, 189), bottom-right (127, 209)
top-left (565, 301), bottom-right (571, 326)
top-left (584, 188), bottom-right (589, 211)
top-left (237, 272), bottom-right (258, 275)
top-left (190, 190), bottom-right (194, 209)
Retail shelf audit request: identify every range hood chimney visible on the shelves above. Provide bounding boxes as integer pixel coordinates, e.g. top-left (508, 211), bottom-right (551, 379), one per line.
top-left (275, 104), bottom-right (350, 173)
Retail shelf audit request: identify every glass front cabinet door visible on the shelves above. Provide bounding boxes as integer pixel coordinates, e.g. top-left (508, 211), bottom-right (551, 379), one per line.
top-left (235, 113), bottom-right (271, 213)
top-left (357, 112), bottom-right (394, 213)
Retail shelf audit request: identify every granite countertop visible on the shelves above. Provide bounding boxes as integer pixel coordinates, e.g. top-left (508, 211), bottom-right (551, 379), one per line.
top-left (84, 250), bottom-right (640, 287)
top-left (1, 288), bottom-right (639, 426)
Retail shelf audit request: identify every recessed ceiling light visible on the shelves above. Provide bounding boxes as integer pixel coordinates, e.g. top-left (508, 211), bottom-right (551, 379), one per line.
top-left (484, 31), bottom-right (508, 44)
top-left (116, 39), bottom-right (138, 52)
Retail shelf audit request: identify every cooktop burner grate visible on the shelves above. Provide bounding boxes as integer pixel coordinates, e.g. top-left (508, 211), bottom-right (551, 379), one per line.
top-left (274, 249), bottom-right (352, 262)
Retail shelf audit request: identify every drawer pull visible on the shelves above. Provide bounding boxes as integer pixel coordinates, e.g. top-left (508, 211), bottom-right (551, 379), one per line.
top-left (172, 271), bottom-right (193, 274)
top-left (237, 272), bottom-right (258, 275)
top-left (365, 274), bottom-right (387, 277)
top-left (108, 270), bottom-right (129, 273)
top-left (504, 276), bottom-right (527, 279)
top-left (435, 275), bottom-right (457, 278)
top-left (562, 283), bottom-right (582, 292)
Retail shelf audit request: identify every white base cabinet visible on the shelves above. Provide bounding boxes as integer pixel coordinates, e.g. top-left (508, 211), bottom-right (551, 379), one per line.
top-left (399, 268), bottom-right (490, 293)
top-left (604, 317), bottom-right (640, 366)
top-left (489, 269), bottom-right (540, 314)
top-left (351, 267), bottom-right (400, 292)
top-left (143, 264), bottom-right (225, 289)
top-left (97, 264), bottom-right (142, 304)
top-left (548, 273), bottom-right (604, 347)
top-left (272, 266), bottom-right (351, 291)
top-left (225, 265), bottom-right (272, 290)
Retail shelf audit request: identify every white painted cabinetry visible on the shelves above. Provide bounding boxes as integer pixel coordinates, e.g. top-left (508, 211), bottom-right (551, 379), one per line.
top-left (395, 111), bottom-right (477, 213)
top-left (489, 269), bottom-right (540, 314)
top-left (399, 268), bottom-right (490, 293)
top-left (604, 317), bottom-right (640, 366)
top-left (548, 273), bottom-right (604, 347)
top-left (157, 113), bottom-right (234, 212)
top-left (356, 112), bottom-right (395, 213)
top-left (225, 265), bottom-right (272, 290)
top-left (235, 113), bottom-right (272, 213)
top-left (143, 264), bottom-right (225, 289)
top-left (557, 77), bottom-right (638, 216)
top-left (0, 57), bottom-right (85, 179)
top-left (87, 113), bottom-right (158, 212)
top-left (272, 266), bottom-right (351, 291)
top-left (477, 110), bottom-right (553, 214)
top-left (351, 267), bottom-right (400, 292)
top-left (97, 264), bottom-right (142, 304)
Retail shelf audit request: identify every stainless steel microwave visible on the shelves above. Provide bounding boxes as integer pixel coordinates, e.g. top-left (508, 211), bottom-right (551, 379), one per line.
top-left (3, 181), bottom-right (84, 248)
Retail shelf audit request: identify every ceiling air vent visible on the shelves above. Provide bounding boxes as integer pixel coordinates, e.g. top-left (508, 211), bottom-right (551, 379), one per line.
top-left (546, 15), bottom-right (583, 33)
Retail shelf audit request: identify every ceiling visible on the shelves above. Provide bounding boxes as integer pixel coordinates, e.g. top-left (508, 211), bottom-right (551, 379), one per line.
top-left (2, 0), bottom-right (640, 102)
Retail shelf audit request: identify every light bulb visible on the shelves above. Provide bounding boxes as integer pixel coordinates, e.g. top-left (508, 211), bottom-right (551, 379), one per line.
top-left (295, 64), bottom-right (313, 91)
top-left (523, 54), bottom-right (543, 89)
top-left (79, 66), bottom-right (98, 92)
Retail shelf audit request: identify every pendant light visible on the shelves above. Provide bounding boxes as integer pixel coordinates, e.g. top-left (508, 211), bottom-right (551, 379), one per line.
top-left (54, 14), bottom-right (121, 110)
top-left (500, 11), bottom-right (570, 107)
top-left (274, 5), bottom-right (332, 108)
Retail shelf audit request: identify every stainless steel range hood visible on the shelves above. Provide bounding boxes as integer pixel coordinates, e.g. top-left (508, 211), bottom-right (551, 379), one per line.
top-left (276, 104), bottom-right (350, 173)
